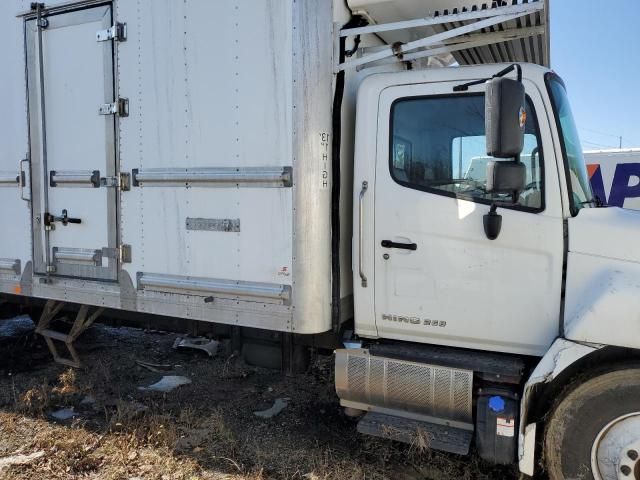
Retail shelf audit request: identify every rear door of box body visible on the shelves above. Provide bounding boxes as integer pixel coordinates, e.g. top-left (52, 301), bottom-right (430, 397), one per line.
top-left (26, 5), bottom-right (118, 281)
top-left (0, 3), bottom-right (31, 286)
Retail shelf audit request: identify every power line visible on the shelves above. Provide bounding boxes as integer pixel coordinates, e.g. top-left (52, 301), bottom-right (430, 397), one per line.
top-left (582, 139), bottom-right (618, 149)
top-left (580, 128), bottom-right (623, 148)
top-left (580, 127), bottom-right (621, 139)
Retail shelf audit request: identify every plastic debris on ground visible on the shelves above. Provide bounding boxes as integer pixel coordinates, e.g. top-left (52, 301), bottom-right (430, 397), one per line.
top-left (172, 337), bottom-right (219, 357)
top-left (138, 375), bottom-right (192, 392)
top-left (49, 407), bottom-right (77, 421)
top-left (254, 398), bottom-right (290, 419)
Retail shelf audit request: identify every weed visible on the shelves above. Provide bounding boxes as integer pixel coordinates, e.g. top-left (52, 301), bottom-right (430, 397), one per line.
top-left (52, 369), bottom-right (77, 395)
top-left (18, 383), bottom-right (50, 415)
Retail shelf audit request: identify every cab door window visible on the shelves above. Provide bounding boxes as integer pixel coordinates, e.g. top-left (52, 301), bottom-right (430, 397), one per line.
top-left (390, 94), bottom-right (544, 211)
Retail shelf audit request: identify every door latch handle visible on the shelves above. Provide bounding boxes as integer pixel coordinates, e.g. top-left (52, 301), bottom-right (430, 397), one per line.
top-left (381, 240), bottom-right (417, 251)
top-left (44, 209), bottom-right (82, 229)
top-left (19, 158), bottom-right (30, 202)
top-left (358, 181), bottom-right (368, 287)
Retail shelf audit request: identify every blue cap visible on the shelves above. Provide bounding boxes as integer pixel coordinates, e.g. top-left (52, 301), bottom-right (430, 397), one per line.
top-left (488, 396), bottom-right (505, 413)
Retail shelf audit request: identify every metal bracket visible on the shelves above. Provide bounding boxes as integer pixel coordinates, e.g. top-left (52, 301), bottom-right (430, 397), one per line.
top-left (337, 2), bottom-right (545, 71)
top-left (100, 176), bottom-right (117, 188)
top-left (96, 22), bottom-right (126, 42)
top-left (119, 244), bottom-right (132, 263)
top-left (119, 172), bottom-right (131, 191)
top-left (98, 98), bottom-right (129, 117)
top-left (100, 173), bottom-right (130, 190)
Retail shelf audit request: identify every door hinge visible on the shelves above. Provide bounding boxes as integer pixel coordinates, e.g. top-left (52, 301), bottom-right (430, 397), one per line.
top-left (119, 245), bottom-right (132, 264)
top-left (100, 173), bottom-right (131, 191)
top-left (96, 22), bottom-right (127, 42)
top-left (99, 98), bottom-right (129, 117)
top-left (119, 172), bottom-right (131, 191)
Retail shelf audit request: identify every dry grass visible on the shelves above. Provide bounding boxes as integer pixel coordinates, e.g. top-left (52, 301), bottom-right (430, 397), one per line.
top-left (0, 321), bottom-right (518, 480)
top-left (408, 426), bottom-right (432, 457)
top-left (18, 383), bottom-right (50, 415)
top-left (51, 369), bottom-right (77, 396)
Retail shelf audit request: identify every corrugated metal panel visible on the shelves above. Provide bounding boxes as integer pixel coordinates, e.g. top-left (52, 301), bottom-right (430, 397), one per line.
top-left (347, 0), bottom-right (549, 67)
top-left (432, 1), bottom-right (548, 66)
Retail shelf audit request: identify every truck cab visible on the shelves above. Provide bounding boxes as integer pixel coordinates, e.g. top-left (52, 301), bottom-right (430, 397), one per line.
top-left (338, 62), bottom-right (640, 478)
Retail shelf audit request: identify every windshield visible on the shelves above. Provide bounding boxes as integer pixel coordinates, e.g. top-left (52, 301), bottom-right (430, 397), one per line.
top-left (546, 73), bottom-right (595, 213)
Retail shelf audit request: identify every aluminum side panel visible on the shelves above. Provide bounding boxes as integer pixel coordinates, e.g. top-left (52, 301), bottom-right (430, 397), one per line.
top-left (289, 0), bottom-right (335, 333)
top-left (0, 2), bottom-right (32, 289)
top-left (113, 0), bottom-right (299, 330)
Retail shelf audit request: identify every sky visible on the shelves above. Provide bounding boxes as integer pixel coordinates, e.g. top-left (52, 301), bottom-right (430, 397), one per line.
top-left (551, 1), bottom-right (640, 150)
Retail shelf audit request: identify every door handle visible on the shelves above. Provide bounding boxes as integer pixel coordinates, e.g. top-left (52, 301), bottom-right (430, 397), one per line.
top-left (358, 181), bottom-right (368, 287)
top-left (381, 240), bottom-right (417, 251)
top-left (44, 209), bottom-right (82, 229)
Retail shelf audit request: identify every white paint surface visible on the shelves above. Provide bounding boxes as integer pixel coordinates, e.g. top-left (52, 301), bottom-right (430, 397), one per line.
top-left (565, 207), bottom-right (640, 349)
top-left (354, 66), bottom-right (565, 356)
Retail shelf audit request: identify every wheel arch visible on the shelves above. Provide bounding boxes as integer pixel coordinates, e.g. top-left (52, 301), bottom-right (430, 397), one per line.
top-left (518, 338), bottom-right (640, 476)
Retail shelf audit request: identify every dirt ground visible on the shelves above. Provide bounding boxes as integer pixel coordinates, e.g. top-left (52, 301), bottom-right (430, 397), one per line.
top-left (0, 315), bottom-right (517, 479)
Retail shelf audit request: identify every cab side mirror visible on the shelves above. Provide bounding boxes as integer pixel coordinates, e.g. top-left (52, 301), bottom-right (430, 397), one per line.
top-left (483, 160), bottom-right (527, 241)
top-left (483, 77), bottom-right (526, 241)
top-left (485, 77), bottom-right (526, 158)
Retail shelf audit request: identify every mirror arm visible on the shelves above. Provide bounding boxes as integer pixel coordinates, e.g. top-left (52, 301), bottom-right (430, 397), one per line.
top-left (453, 64), bottom-right (522, 92)
top-left (493, 63), bottom-right (522, 82)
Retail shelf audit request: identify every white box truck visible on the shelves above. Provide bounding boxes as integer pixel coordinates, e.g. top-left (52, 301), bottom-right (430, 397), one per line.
top-left (1, 1), bottom-right (639, 478)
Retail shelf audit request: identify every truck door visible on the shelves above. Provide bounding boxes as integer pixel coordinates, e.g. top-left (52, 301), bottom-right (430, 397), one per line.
top-left (26, 5), bottom-right (119, 281)
top-left (373, 80), bottom-right (564, 356)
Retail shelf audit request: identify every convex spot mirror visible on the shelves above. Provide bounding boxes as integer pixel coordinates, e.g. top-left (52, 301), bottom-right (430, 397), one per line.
top-left (483, 160), bottom-right (527, 240)
top-left (485, 160), bottom-right (526, 196)
top-left (485, 77), bottom-right (526, 158)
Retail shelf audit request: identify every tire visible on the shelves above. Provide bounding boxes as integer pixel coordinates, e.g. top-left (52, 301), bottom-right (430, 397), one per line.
top-left (544, 367), bottom-right (640, 480)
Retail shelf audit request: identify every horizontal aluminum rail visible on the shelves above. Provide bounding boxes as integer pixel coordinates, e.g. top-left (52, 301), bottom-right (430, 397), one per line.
top-left (132, 166), bottom-right (292, 188)
top-left (54, 248), bottom-right (101, 265)
top-left (0, 258), bottom-right (21, 274)
top-left (138, 272), bottom-right (291, 302)
top-left (50, 170), bottom-right (100, 188)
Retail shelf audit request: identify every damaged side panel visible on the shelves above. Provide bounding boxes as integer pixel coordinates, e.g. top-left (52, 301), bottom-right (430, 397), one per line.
top-left (517, 338), bottom-right (602, 476)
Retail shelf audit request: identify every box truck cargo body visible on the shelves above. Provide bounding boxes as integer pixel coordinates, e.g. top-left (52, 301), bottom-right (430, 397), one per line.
top-left (586, 148), bottom-right (640, 210)
top-left (3, 1), bottom-right (640, 478)
top-left (1, 0), bottom-right (363, 334)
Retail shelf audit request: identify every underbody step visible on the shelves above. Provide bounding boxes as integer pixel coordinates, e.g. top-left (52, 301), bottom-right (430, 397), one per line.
top-left (35, 300), bottom-right (105, 368)
top-left (38, 328), bottom-right (70, 343)
top-left (357, 412), bottom-right (473, 455)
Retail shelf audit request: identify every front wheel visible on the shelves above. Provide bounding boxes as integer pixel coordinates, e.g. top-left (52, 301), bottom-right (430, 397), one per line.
top-left (544, 367), bottom-right (640, 480)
